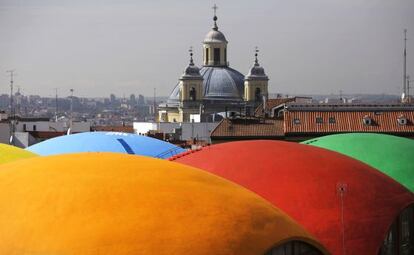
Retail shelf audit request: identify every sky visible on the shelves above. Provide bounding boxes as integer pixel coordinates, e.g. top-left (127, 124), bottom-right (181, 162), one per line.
top-left (0, 0), bottom-right (413, 98)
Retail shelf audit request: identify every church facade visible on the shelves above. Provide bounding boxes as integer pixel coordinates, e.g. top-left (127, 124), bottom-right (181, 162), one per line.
top-left (158, 9), bottom-right (270, 123)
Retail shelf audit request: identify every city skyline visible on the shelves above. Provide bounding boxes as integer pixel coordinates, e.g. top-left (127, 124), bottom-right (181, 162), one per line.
top-left (1, 0), bottom-right (413, 97)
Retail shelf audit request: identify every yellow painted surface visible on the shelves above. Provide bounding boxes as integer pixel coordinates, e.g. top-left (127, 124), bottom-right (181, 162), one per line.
top-left (179, 80), bottom-right (203, 102)
top-left (0, 153), bottom-right (326, 255)
top-left (0, 143), bottom-right (37, 165)
top-left (167, 111), bottom-right (182, 122)
top-left (244, 81), bottom-right (268, 101)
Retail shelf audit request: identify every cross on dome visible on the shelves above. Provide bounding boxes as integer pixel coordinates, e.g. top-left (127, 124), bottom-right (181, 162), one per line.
top-left (189, 46), bottom-right (194, 65)
top-left (212, 4), bottom-right (219, 30)
top-left (212, 4), bottom-right (218, 16)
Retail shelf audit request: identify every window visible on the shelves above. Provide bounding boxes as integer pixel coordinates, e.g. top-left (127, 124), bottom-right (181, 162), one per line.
top-left (398, 116), bottom-right (408, 125)
top-left (316, 117), bottom-right (323, 124)
top-left (329, 117), bottom-right (336, 124)
top-left (293, 118), bottom-right (301, 125)
top-left (255, 87), bottom-right (262, 101)
top-left (363, 116), bottom-right (372, 125)
top-left (379, 205), bottom-right (414, 255)
top-left (265, 241), bottom-right (323, 255)
top-left (189, 87), bottom-right (196, 101)
top-left (23, 124), bottom-right (26, 131)
top-left (33, 125), bottom-right (37, 131)
top-left (214, 48), bottom-right (220, 64)
top-left (205, 48), bottom-right (209, 64)
top-left (224, 48), bottom-right (227, 63)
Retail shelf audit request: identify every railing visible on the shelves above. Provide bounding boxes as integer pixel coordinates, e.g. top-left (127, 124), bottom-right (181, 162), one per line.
top-left (155, 147), bottom-right (186, 159)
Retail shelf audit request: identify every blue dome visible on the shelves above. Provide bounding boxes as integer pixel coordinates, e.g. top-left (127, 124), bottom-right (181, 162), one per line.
top-left (168, 66), bottom-right (244, 102)
top-left (26, 132), bottom-right (185, 159)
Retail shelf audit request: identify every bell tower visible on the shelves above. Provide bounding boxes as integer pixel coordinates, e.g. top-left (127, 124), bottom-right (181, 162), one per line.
top-left (179, 48), bottom-right (204, 102)
top-left (244, 48), bottom-right (269, 102)
top-left (203, 4), bottom-right (228, 67)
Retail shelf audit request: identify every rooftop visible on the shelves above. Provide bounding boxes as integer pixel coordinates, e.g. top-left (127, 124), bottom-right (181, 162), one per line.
top-left (211, 117), bottom-right (284, 138)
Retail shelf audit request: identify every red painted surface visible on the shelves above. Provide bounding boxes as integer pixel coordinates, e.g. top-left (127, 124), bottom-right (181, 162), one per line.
top-left (171, 140), bottom-right (414, 255)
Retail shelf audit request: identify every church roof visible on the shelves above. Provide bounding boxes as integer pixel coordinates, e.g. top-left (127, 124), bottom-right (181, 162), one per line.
top-left (180, 51), bottom-right (203, 80)
top-left (203, 10), bottom-right (227, 44)
top-left (203, 29), bottom-right (227, 44)
top-left (168, 66), bottom-right (245, 102)
top-left (245, 53), bottom-right (268, 81)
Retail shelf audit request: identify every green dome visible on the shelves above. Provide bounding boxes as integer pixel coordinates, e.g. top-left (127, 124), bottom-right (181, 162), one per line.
top-left (302, 133), bottom-right (414, 192)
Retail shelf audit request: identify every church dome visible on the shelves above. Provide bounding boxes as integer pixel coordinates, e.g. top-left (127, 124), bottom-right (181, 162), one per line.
top-left (182, 65), bottom-right (201, 78)
top-left (168, 66), bottom-right (244, 102)
top-left (180, 52), bottom-right (203, 80)
top-left (203, 14), bottom-right (228, 44)
top-left (203, 30), bottom-right (227, 44)
top-left (245, 51), bottom-right (269, 81)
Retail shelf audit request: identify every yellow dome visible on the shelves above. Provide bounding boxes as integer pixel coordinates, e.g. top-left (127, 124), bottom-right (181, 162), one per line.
top-left (0, 143), bottom-right (37, 164)
top-left (0, 153), bottom-right (325, 255)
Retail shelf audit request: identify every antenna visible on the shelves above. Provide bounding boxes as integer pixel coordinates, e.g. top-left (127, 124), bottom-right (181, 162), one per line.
top-left (408, 75), bottom-right (413, 103)
top-left (69, 88), bottom-right (74, 134)
top-left (403, 29), bottom-right (408, 102)
top-left (153, 88), bottom-right (157, 122)
top-left (337, 182), bottom-right (347, 255)
top-left (6, 70), bottom-right (16, 145)
top-left (54, 88), bottom-right (59, 121)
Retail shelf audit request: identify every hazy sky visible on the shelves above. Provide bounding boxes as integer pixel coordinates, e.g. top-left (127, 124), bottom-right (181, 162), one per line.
top-left (0, 0), bottom-right (413, 98)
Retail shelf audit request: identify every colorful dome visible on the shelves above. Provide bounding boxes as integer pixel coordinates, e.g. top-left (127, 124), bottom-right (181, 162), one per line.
top-left (0, 143), bottom-right (37, 164)
top-left (171, 140), bottom-right (414, 255)
top-left (0, 153), bottom-right (327, 255)
top-left (26, 132), bottom-right (185, 158)
top-left (302, 133), bottom-right (414, 192)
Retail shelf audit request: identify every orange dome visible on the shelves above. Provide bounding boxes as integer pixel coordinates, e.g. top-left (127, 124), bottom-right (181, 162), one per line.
top-left (0, 153), bottom-right (327, 255)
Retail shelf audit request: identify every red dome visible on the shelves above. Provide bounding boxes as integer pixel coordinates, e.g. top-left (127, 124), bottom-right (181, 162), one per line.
top-left (171, 140), bottom-right (414, 255)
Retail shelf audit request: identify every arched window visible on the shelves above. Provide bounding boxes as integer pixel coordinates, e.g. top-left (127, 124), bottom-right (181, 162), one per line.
top-left (214, 48), bottom-right (220, 65)
top-left (189, 87), bottom-right (196, 101)
top-left (379, 204), bottom-right (414, 255)
top-left (255, 87), bottom-right (262, 101)
top-left (265, 241), bottom-right (323, 255)
top-left (205, 48), bottom-right (209, 64)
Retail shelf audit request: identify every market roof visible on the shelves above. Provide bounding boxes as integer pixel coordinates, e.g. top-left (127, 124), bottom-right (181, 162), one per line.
top-left (171, 140), bottom-right (414, 255)
top-left (302, 133), bottom-right (414, 192)
top-left (26, 132), bottom-right (185, 158)
top-left (0, 143), bottom-right (37, 164)
top-left (0, 153), bottom-right (327, 255)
